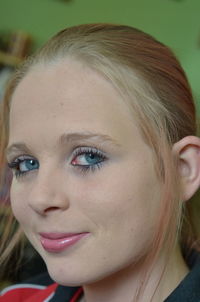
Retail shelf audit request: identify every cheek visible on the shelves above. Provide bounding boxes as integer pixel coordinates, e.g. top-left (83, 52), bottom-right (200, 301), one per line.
top-left (82, 162), bottom-right (160, 220)
top-left (65, 164), bottom-right (162, 280)
top-left (77, 160), bottom-right (162, 250)
top-left (10, 180), bottom-right (30, 225)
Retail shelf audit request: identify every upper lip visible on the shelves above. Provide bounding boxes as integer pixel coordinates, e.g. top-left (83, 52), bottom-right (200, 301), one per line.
top-left (39, 232), bottom-right (87, 239)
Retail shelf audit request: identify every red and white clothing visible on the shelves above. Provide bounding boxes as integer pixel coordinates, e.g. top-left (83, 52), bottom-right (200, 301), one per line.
top-left (0, 280), bottom-right (82, 302)
top-left (1, 250), bottom-right (200, 302)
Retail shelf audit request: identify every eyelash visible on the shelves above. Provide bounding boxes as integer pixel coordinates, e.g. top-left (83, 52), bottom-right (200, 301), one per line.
top-left (7, 147), bottom-right (107, 179)
top-left (72, 147), bottom-right (107, 174)
top-left (7, 156), bottom-right (37, 179)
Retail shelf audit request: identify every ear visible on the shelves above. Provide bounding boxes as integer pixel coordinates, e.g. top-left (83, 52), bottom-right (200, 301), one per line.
top-left (172, 136), bottom-right (200, 201)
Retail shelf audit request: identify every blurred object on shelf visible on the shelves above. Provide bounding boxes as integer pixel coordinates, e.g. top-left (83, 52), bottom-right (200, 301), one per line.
top-left (8, 31), bottom-right (32, 60)
top-left (0, 67), bottom-right (13, 101)
top-left (0, 30), bottom-right (32, 67)
top-left (0, 51), bottom-right (22, 67)
top-left (0, 30), bottom-right (32, 103)
top-left (0, 31), bottom-right (10, 53)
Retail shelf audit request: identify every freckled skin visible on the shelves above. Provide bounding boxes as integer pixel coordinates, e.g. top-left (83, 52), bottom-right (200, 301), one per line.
top-left (9, 59), bottom-right (162, 287)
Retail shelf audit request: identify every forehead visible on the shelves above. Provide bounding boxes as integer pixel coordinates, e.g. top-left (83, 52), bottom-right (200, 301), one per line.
top-left (11, 60), bottom-right (129, 118)
top-left (9, 59), bottom-right (142, 148)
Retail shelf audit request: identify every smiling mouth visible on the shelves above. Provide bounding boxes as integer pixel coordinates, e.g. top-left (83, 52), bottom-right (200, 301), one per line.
top-left (39, 232), bottom-right (89, 253)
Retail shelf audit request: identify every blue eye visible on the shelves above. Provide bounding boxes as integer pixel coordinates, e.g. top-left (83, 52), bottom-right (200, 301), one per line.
top-left (71, 147), bottom-right (107, 172)
top-left (84, 153), bottom-right (102, 165)
top-left (20, 159), bottom-right (39, 172)
top-left (8, 156), bottom-right (39, 178)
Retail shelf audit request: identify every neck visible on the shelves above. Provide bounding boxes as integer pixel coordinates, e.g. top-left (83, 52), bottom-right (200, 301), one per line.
top-left (82, 245), bottom-right (189, 302)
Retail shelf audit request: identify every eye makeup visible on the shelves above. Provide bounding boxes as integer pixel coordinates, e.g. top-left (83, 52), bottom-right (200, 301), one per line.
top-left (71, 146), bottom-right (108, 174)
top-left (7, 155), bottom-right (39, 179)
top-left (7, 145), bottom-right (108, 179)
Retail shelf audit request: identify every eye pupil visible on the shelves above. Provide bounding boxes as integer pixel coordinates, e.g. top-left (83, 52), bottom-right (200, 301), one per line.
top-left (88, 153), bottom-right (95, 159)
top-left (26, 159), bottom-right (36, 168)
top-left (29, 160), bottom-right (36, 166)
top-left (85, 153), bottom-right (101, 164)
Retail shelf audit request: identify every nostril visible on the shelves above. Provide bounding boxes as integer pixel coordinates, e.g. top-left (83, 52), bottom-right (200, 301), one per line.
top-left (44, 206), bottom-right (60, 213)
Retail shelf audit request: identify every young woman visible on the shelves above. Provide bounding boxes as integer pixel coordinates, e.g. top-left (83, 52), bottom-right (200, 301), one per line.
top-left (0, 23), bottom-right (200, 302)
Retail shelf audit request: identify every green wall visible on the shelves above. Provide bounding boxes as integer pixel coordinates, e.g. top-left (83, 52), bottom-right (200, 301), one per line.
top-left (0, 0), bottom-right (200, 110)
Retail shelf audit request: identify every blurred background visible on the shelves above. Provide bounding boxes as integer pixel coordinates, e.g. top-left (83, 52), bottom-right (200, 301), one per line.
top-left (0, 0), bottom-right (200, 287)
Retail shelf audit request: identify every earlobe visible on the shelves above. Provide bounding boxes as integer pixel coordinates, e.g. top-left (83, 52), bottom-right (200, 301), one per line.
top-left (172, 136), bottom-right (200, 201)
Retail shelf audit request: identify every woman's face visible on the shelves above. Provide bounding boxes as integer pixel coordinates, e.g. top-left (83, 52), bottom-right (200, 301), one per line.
top-left (8, 59), bottom-right (162, 285)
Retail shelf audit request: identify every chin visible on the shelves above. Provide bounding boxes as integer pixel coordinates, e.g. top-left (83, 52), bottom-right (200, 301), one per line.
top-left (44, 260), bottom-right (109, 287)
top-left (44, 260), bottom-right (92, 286)
top-left (48, 271), bottom-right (83, 287)
top-left (45, 258), bottom-right (132, 288)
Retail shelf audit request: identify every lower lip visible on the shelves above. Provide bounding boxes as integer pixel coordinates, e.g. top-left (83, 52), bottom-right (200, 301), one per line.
top-left (40, 233), bottom-right (89, 253)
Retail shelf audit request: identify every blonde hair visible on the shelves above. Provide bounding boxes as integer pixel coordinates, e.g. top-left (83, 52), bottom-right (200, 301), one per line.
top-left (0, 24), bottom-right (199, 300)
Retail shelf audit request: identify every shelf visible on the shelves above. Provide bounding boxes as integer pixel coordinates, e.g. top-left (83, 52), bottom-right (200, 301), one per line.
top-left (0, 51), bottom-right (22, 67)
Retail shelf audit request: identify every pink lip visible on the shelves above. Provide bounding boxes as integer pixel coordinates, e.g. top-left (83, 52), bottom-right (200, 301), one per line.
top-left (39, 232), bottom-right (89, 253)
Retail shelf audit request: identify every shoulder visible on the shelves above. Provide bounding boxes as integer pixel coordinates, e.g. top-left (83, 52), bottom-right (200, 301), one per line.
top-left (0, 272), bottom-right (83, 302)
top-left (0, 272), bottom-right (57, 302)
top-left (165, 249), bottom-right (200, 302)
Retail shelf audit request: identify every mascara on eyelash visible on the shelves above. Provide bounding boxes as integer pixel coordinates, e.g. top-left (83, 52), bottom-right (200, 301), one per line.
top-left (8, 154), bottom-right (33, 164)
top-left (72, 146), bottom-right (107, 158)
top-left (72, 147), bottom-right (106, 161)
top-left (7, 160), bottom-right (20, 169)
top-left (71, 146), bottom-right (107, 173)
top-left (7, 156), bottom-right (39, 178)
top-left (8, 147), bottom-right (107, 178)
top-left (7, 160), bottom-right (26, 179)
top-left (74, 161), bottom-right (104, 175)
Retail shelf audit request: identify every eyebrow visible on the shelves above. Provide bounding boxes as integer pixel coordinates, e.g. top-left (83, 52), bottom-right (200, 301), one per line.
top-left (6, 131), bottom-right (120, 159)
top-left (59, 132), bottom-right (120, 147)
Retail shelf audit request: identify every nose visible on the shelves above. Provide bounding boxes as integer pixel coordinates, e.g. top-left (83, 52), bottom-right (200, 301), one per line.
top-left (28, 168), bottom-right (70, 215)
